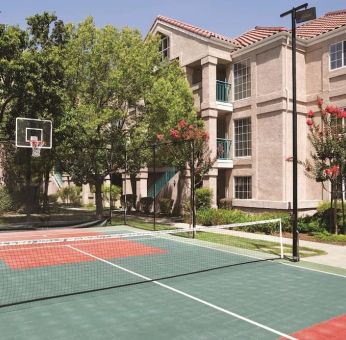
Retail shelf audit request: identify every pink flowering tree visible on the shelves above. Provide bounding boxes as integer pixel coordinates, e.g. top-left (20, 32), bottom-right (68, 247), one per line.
top-left (157, 118), bottom-right (217, 230)
top-left (157, 118), bottom-right (214, 183)
top-left (303, 98), bottom-right (346, 234)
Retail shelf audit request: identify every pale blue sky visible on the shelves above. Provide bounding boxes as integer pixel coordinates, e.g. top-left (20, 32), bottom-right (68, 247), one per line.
top-left (1, 1), bottom-right (345, 38)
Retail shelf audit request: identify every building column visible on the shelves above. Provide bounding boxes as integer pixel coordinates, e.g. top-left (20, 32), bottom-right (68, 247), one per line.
top-left (82, 183), bottom-right (91, 206)
top-left (203, 168), bottom-right (218, 207)
top-left (122, 173), bottom-right (133, 195)
top-left (201, 56), bottom-right (217, 109)
top-left (136, 168), bottom-right (148, 209)
top-left (201, 109), bottom-right (218, 207)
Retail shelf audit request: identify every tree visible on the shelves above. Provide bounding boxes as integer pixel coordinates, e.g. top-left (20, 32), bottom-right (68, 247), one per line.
top-left (302, 98), bottom-right (346, 234)
top-left (156, 119), bottom-right (216, 232)
top-left (0, 13), bottom-right (68, 212)
top-left (58, 18), bottom-right (161, 218)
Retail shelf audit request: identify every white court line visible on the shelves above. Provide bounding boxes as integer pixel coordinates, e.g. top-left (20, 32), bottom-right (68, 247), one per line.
top-left (67, 244), bottom-right (297, 340)
top-left (280, 261), bottom-right (346, 279)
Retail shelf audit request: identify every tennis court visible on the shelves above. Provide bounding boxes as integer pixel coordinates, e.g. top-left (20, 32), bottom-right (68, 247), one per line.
top-left (0, 225), bottom-right (345, 340)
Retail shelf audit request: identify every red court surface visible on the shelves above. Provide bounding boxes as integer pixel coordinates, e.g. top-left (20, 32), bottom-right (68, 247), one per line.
top-left (280, 314), bottom-right (346, 340)
top-left (0, 229), bottom-right (167, 269)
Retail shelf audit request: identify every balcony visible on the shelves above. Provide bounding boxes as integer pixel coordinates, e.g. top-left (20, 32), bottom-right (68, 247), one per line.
top-left (217, 138), bottom-right (232, 159)
top-left (216, 80), bottom-right (233, 112)
top-left (216, 138), bottom-right (233, 168)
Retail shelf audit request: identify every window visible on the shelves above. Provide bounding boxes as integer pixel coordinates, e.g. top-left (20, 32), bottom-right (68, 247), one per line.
top-left (234, 177), bottom-right (252, 199)
top-left (159, 34), bottom-right (170, 60)
top-left (330, 40), bottom-right (346, 70)
top-left (234, 117), bottom-right (251, 157)
top-left (233, 59), bottom-right (251, 100)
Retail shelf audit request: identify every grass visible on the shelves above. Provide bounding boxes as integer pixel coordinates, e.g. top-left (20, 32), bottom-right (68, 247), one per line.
top-left (176, 231), bottom-right (326, 258)
top-left (313, 231), bottom-right (346, 244)
top-left (126, 219), bottom-right (175, 231)
top-left (123, 218), bottom-right (326, 258)
top-left (109, 215), bottom-right (175, 231)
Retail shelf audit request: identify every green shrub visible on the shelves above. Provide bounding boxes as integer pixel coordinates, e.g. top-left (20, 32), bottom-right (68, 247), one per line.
top-left (140, 197), bottom-right (154, 214)
top-left (102, 184), bottom-right (121, 205)
top-left (0, 186), bottom-right (14, 213)
top-left (121, 194), bottom-right (137, 211)
top-left (197, 209), bottom-right (248, 226)
top-left (196, 208), bottom-right (290, 234)
top-left (57, 186), bottom-right (81, 206)
top-left (196, 188), bottom-right (212, 210)
top-left (159, 198), bottom-right (173, 215)
top-left (219, 198), bottom-right (232, 209)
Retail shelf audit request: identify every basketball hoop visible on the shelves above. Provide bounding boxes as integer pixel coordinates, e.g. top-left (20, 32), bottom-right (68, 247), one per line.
top-left (30, 137), bottom-right (45, 157)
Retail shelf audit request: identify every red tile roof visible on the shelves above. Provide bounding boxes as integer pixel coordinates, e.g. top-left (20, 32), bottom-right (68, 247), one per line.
top-left (153, 9), bottom-right (346, 51)
top-left (235, 26), bottom-right (286, 48)
top-left (296, 9), bottom-right (346, 39)
top-left (154, 15), bottom-right (239, 46)
top-left (235, 9), bottom-right (346, 48)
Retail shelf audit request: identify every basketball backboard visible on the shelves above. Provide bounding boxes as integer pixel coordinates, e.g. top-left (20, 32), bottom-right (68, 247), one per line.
top-left (15, 117), bottom-right (52, 149)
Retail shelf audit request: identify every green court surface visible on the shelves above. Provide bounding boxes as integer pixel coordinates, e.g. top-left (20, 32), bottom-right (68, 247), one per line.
top-left (0, 227), bottom-right (345, 339)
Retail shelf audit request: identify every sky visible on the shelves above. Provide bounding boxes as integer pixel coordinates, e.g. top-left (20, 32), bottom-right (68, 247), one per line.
top-left (1, 0), bottom-right (345, 38)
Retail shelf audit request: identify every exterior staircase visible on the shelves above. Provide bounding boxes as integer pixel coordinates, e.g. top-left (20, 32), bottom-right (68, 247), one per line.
top-left (52, 171), bottom-right (64, 189)
top-left (148, 168), bottom-right (176, 198)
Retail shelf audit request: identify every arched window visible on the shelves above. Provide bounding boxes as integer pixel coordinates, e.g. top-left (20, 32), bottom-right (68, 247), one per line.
top-left (159, 34), bottom-right (170, 60)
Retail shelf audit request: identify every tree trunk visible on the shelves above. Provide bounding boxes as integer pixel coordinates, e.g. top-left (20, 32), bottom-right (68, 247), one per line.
top-left (330, 181), bottom-right (338, 234)
top-left (42, 168), bottom-right (50, 212)
top-left (95, 176), bottom-right (103, 219)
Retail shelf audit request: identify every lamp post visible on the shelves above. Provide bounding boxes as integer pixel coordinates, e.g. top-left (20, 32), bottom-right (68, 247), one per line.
top-left (280, 4), bottom-right (316, 262)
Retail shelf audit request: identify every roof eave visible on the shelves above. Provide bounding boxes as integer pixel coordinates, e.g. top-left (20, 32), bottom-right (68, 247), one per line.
top-left (231, 31), bottom-right (290, 57)
top-left (150, 17), bottom-right (238, 50)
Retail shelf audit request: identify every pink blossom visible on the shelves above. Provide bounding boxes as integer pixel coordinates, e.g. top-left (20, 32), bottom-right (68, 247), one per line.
top-left (170, 129), bottom-right (180, 139)
top-left (306, 118), bottom-right (313, 126)
top-left (317, 97), bottom-right (323, 107)
top-left (178, 119), bottom-right (186, 129)
top-left (307, 110), bottom-right (314, 118)
top-left (325, 105), bottom-right (336, 114)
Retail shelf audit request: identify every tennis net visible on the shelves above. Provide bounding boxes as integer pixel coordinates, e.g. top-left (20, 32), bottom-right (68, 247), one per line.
top-left (0, 220), bottom-right (284, 307)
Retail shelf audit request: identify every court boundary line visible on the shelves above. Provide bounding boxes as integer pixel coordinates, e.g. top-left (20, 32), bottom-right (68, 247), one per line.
top-left (67, 244), bottom-right (297, 340)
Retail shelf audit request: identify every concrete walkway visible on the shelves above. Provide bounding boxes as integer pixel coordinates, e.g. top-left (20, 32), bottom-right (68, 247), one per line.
top-left (173, 222), bottom-right (346, 270)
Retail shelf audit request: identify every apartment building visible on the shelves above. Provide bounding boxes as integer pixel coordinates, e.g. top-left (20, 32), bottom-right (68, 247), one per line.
top-left (146, 9), bottom-right (346, 211)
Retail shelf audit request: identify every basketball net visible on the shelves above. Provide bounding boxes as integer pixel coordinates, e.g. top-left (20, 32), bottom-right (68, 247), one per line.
top-left (30, 137), bottom-right (45, 157)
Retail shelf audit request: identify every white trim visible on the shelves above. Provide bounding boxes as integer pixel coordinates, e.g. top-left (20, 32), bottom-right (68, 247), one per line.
top-left (329, 39), bottom-right (346, 71)
top-left (67, 244), bottom-right (297, 340)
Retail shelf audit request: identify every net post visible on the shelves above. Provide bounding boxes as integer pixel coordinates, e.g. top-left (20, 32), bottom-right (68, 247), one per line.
top-left (279, 219), bottom-right (284, 259)
top-left (153, 143), bottom-right (157, 231)
top-left (191, 140), bottom-right (196, 239)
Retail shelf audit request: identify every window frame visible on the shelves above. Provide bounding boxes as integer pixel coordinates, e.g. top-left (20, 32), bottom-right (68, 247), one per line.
top-left (159, 34), bottom-right (170, 61)
top-left (233, 58), bottom-right (251, 101)
top-left (234, 176), bottom-right (252, 199)
top-left (329, 40), bottom-right (346, 71)
top-left (233, 117), bottom-right (252, 158)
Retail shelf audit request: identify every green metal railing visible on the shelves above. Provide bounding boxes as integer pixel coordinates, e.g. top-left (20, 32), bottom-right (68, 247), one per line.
top-left (216, 80), bottom-right (232, 103)
top-left (216, 138), bottom-right (232, 160)
top-left (148, 168), bottom-right (176, 198)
